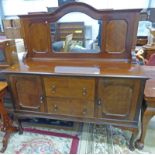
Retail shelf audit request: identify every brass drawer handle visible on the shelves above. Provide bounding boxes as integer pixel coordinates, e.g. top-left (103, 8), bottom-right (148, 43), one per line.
top-left (40, 96), bottom-right (44, 104)
top-left (97, 98), bottom-right (101, 105)
top-left (82, 87), bottom-right (87, 96)
top-left (54, 105), bottom-right (58, 111)
top-left (83, 108), bottom-right (87, 115)
top-left (51, 85), bottom-right (56, 93)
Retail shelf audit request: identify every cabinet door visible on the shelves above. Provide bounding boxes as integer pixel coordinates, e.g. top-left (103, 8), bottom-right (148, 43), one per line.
top-left (10, 75), bottom-right (45, 112)
top-left (98, 78), bottom-right (141, 120)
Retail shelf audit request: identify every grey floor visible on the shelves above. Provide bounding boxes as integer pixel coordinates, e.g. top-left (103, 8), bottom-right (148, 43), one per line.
top-left (143, 116), bottom-right (155, 153)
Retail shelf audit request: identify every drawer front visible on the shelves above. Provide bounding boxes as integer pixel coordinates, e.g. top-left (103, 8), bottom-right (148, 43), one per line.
top-left (44, 77), bottom-right (95, 100)
top-left (47, 97), bottom-right (94, 118)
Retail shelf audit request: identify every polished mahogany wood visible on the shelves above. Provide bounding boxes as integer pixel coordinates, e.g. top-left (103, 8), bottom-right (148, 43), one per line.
top-left (1, 58), bottom-right (148, 77)
top-left (0, 2), bottom-right (150, 151)
top-left (47, 98), bottom-right (94, 118)
top-left (0, 82), bottom-right (18, 153)
top-left (98, 78), bottom-right (142, 120)
top-left (1, 59), bottom-right (147, 150)
top-left (44, 76), bottom-right (95, 99)
top-left (9, 75), bottom-right (45, 112)
top-left (19, 2), bottom-right (140, 61)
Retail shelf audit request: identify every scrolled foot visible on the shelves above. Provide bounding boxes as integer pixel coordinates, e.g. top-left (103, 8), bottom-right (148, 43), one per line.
top-left (129, 128), bottom-right (139, 151)
top-left (0, 146), bottom-right (7, 153)
top-left (135, 140), bottom-right (144, 150)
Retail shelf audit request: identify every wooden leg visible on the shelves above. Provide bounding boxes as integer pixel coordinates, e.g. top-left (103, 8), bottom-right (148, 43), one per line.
top-left (0, 113), bottom-right (18, 153)
top-left (13, 116), bottom-right (23, 135)
top-left (17, 119), bottom-right (23, 135)
top-left (135, 112), bottom-right (154, 150)
top-left (0, 115), bottom-right (18, 152)
top-left (129, 128), bottom-right (139, 151)
top-left (0, 99), bottom-right (18, 152)
top-left (0, 132), bottom-right (11, 153)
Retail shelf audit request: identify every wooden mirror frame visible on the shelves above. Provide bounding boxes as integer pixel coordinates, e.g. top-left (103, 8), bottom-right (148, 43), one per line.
top-left (19, 2), bottom-right (141, 61)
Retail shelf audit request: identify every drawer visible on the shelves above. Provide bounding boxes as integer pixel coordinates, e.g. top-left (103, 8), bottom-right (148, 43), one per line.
top-left (44, 77), bottom-right (95, 100)
top-left (47, 97), bottom-right (94, 118)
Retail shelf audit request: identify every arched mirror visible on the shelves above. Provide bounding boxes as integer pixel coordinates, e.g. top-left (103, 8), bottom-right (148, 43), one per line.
top-left (51, 12), bottom-right (101, 53)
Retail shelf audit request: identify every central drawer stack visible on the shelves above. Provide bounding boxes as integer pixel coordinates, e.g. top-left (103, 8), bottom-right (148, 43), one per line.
top-left (43, 76), bottom-right (95, 118)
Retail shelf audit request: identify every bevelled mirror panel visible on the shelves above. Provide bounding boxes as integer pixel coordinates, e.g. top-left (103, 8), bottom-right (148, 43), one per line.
top-left (105, 20), bottom-right (127, 53)
top-left (0, 48), bottom-right (6, 63)
top-left (51, 12), bottom-right (101, 53)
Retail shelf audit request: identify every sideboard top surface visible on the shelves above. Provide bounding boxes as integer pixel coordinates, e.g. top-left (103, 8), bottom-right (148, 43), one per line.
top-left (1, 58), bottom-right (149, 79)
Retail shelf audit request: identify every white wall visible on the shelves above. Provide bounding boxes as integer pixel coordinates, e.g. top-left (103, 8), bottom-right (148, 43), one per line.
top-left (2, 0), bottom-right (151, 16)
top-left (151, 0), bottom-right (155, 7)
top-left (0, 0), bottom-right (4, 31)
top-left (1, 0), bottom-right (152, 36)
top-left (2, 0), bottom-right (58, 16)
top-left (79, 0), bottom-right (149, 9)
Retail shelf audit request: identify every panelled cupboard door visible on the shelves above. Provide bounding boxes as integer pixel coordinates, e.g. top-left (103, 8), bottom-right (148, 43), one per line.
top-left (98, 78), bottom-right (141, 121)
top-left (9, 75), bottom-right (45, 112)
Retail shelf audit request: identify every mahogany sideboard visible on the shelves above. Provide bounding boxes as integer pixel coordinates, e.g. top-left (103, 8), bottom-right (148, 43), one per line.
top-left (0, 2), bottom-right (150, 150)
top-left (2, 60), bottom-right (147, 150)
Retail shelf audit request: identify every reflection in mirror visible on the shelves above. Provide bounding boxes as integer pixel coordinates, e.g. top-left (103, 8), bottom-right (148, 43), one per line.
top-left (51, 12), bottom-right (101, 53)
top-left (0, 48), bottom-right (5, 63)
